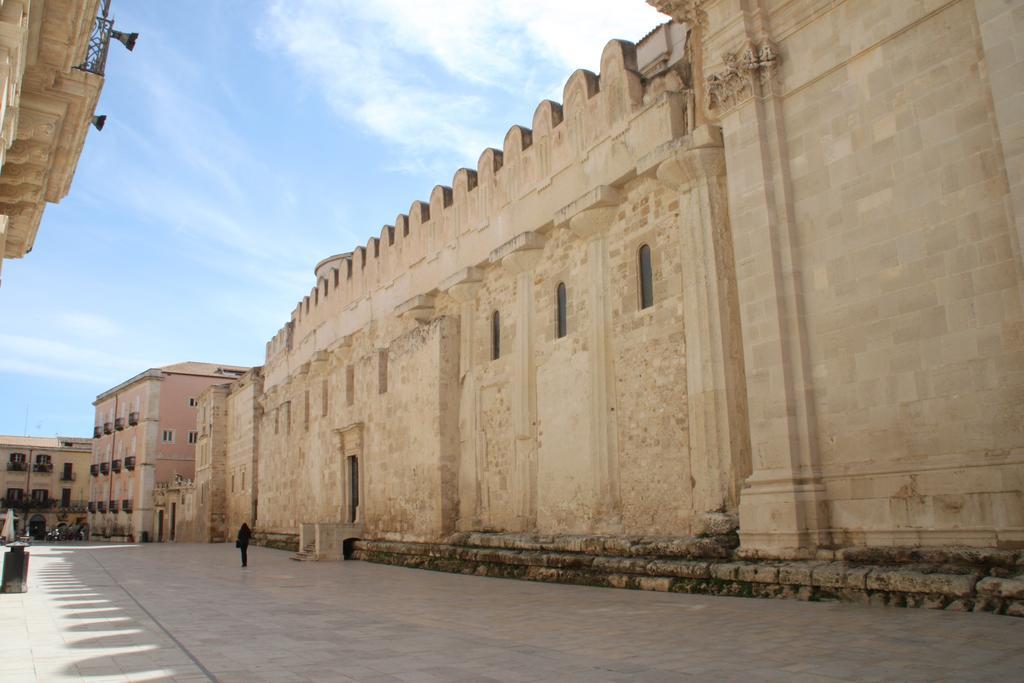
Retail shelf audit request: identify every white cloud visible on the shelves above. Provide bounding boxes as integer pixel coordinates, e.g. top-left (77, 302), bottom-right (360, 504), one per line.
top-left (259, 0), bottom-right (666, 166)
top-left (0, 334), bottom-right (149, 385)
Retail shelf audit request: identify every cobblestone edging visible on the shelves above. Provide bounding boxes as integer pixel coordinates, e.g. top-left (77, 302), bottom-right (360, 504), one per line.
top-left (253, 531), bottom-right (299, 552)
top-left (351, 535), bottom-right (1024, 617)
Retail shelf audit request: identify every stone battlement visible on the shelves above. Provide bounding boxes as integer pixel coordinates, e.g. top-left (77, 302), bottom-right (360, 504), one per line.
top-left (264, 35), bottom-right (693, 385)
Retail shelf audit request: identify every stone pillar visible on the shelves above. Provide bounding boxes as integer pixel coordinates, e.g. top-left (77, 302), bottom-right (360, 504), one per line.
top-left (657, 0), bottom-right (829, 555)
top-left (442, 267), bottom-right (484, 530)
top-left (656, 126), bottom-right (751, 520)
top-left (562, 188), bottom-right (622, 528)
top-left (491, 233), bottom-right (546, 530)
top-left (974, 0), bottom-right (1024, 270)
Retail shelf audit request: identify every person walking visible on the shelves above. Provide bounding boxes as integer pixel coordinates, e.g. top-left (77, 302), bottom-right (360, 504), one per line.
top-left (236, 522), bottom-right (252, 567)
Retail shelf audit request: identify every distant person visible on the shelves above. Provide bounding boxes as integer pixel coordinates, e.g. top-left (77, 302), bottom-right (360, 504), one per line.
top-left (236, 523), bottom-right (252, 567)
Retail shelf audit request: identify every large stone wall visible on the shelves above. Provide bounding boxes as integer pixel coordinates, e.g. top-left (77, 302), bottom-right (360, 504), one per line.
top-left (210, 0), bottom-right (1023, 612)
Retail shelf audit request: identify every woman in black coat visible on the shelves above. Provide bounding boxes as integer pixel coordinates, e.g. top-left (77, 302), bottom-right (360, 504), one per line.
top-left (236, 523), bottom-right (252, 567)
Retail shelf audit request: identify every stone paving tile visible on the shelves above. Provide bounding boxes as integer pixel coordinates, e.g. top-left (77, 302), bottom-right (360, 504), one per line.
top-left (2, 543), bottom-right (1024, 682)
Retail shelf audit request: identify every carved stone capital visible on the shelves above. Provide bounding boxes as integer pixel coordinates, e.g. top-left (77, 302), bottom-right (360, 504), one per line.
top-left (647, 0), bottom-right (708, 28)
top-left (568, 207), bottom-right (617, 242)
top-left (442, 266), bottom-right (484, 304)
top-left (395, 293), bottom-right (436, 324)
top-left (555, 186), bottom-right (621, 241)
top-left (489, 231), bottom-right (546, 275)
top-left (706, 40), bottom-right (780, 117)
top-left (657, 145), bottom-right (726, 190)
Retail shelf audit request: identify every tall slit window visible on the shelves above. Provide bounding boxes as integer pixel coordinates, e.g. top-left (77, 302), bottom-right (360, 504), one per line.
top-left (556, 282), bottom-right (567, 339)
top-left (491, 311), bottom-right (501, 360)
top-left (638, 244), bottom-right (654, 310)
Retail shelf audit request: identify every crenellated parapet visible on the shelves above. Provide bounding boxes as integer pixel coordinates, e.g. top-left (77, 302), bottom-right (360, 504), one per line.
top-left (263, 32), bottom-right (695, 387)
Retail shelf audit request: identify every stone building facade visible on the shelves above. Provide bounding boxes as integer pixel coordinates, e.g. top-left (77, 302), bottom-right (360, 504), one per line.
top-left (1, 435), bottom-right (91, 539)
top-left (89, 362), bottom-right (247, 542)
top-left (192, 369), bottom-right (262, 543)
top-left (0, 0), bottom-right (105, 286)
top-left (204, 1), bottom-right (1023, 613)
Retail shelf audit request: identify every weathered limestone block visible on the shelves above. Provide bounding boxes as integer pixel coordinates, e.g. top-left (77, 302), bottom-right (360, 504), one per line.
top-left (592, 556), bottom-right (649, 574)
top-left (976, 576), bottom-right (1024, 600)
top-left (638, 577), bottom-right (673, 592)
top-left (710, 562), bottom-right (744, 581)
top-left (778, 563), bottom-right (819, 586)
top-left (810, 565), bottom-right (870, 590)
top-left (866, 570), bottom-right (977, 597)
top-left (692, 512), bottom-right (739, 537)
top-left (646, 559), bottom-right (711, 579)
top-left (736, 564), bottom-right (779, 584)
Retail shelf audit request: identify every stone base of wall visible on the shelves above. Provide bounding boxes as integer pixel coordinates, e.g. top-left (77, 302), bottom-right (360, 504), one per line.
top-left (351, 533), bottom-right (1024, 618)
top-left (253, 531), bottom-right (298, 552)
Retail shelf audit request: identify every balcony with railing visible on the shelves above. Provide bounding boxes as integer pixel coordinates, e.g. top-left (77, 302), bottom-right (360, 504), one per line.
top-left (60, 470), bottom-right (76, 481)
top-left (114, 417), bottom-right (125, 431)
top-left (121, 500), bottom-right (132, 513)
top-left (128, 411), bottom-right (139, 426)
top-left (90, 464), bottom-right (99, 477)
top-left (111, 459), bottom-right (122, 473)
top-left (124, 455), bottom-right (136, 470)
top-left (109, 499), bottom-right (117, 513)
top-left (6, 462), bottom-right (26, 471)
top-left (93, 425), bottom-right (102, 438)
top-left (61, 499), bottom-right (88, 512)
top-left (99, 462), bottom-right (110, 475)
top-left (103, 421), bottom-right (113, 434)
top-left (32, 462), bottom-right (53, 473)
top-left (0, 495), bottom-right (24, 508)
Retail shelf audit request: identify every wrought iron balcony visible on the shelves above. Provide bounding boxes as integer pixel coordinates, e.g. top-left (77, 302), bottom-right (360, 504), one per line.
top-left (103, 422), bottom-right (113, 434)
top-left (109, 499), bottom-right (118, 513)
top-left (60, 471), bottom-right (76, 481)
top-left (90, 464), bottom-right (99, 477)
top-left (111, 459), bottom-right (122, 473)
top-left (99, 462), bottom-right (110, 475)
top-left (128, 411), bottom-right (139, 425)
top-left (62, 499), bottom-right (88, 511)
top-left (87, 501), bottom-right (96, 513)
top-left (6, 462), bottom-right (26, 471)
top-left (121, 500), bottom-right (132, 513)
top-left (97, 502), bottom-right (106, 513)
top-left (124, 456), bottom-right (136, 470)
top-left (114, 417), bottom-right (125, 431)
top-left (93, 425), bottom-right (102, 438)
top-left (32, 463), bottom-right (53, 473)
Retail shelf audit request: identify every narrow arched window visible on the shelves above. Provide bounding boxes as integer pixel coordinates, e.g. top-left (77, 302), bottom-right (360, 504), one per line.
top-left (491, 311), bottom-right (501, 360)
top-left (556, 282), bottom-right (567, 339)
top-left (638, 244), bottom-right (654, 310)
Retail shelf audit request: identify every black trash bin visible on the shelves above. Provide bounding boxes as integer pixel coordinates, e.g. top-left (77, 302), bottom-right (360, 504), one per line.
top-left (1, 542), bottom-right (29, 593)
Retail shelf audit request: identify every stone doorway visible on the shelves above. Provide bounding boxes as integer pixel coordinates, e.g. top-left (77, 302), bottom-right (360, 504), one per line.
top-left (342, 537), bottom-right (359, 560)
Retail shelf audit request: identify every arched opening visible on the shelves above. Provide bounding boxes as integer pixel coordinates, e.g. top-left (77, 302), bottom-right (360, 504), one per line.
top-left (638, 243), bottom-right (654, 310)
top-left (556, 282), bottom-right (567, 338)
top-left (491, 310), bottom-right (501, 360)
top-left (342, 537), bottom-right (360, 560)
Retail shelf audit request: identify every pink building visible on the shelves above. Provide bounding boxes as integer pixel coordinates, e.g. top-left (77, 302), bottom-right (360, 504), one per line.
top-left (89, 362), bottom-right (247, 542)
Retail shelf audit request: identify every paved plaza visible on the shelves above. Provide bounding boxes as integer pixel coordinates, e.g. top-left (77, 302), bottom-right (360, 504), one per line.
top-left (1, 543), bottom-right (1022, 682)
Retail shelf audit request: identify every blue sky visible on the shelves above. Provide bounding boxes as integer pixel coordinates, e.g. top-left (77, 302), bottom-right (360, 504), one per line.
top-left (0, 0), bottom-right (666, 437)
